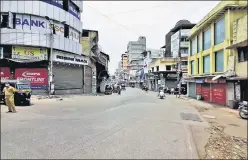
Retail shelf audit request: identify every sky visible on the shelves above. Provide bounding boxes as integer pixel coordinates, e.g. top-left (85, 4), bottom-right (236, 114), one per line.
top-left (82, 1), bottom-right (220, 75)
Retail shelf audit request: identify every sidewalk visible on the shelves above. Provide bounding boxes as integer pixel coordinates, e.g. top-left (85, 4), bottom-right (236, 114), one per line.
top-left (179, 96), bottom-right (247, 159)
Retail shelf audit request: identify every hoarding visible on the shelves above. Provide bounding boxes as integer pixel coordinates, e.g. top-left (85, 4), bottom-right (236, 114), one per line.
top-left (12, 46), bottom-right (48, 60)
top-left (171, 31), bottom-right (180, 58)
top-left (15, 68), bottom-right (48, 89)
top-left (81, 37), bottom-right (90, 56)
top-left (0, 67), bottom-right (11, 80)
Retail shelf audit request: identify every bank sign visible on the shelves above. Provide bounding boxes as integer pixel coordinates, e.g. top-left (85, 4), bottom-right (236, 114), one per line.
top-left (15, 68), bottom-right (48, 89)
top-left (15, 14), bottom-right (64, 36)
top-left (12, 46), bottom-right (48, 60)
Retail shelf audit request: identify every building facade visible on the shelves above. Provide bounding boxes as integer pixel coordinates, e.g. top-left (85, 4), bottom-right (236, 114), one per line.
top-left (0, 0), bottom-right (86, 95)
top-left (187, 0), bottom-right (247, 105)
top-left (126, 36), bottom-right (146, 79)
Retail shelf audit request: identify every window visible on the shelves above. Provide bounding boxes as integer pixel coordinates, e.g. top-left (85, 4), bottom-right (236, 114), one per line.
top-left (238, 46), bottom-right (248, 62)
top-left (197, 35), bottom-right (201, 52)
top-left (151, 67), bottom-right (154, 72)
top-left (215, 50), bottom-right (224, 72)
top-left (214, 18), bottom-right (225, 45)
top-left (203, 28), bottom-right (211, 50)
top-left (196, 58), bottom-right (199, 74)
top-left (166, 65), bottom-right (171, 71)
top-left (156, 66), bottom-right (159, 71)
top-left (191, 37), bottom-right (197, 55)
top-left (203, 55), bottom-right (210, 73)
top-left (191, 61), bottom-right (194, 75)
top-left (0, 14), bottom-right (8, 28)
top-left (182, 61), bottom-right (188, 65)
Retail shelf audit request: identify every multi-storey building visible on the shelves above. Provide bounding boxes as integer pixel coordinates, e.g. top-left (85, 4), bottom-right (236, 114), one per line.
top-left (187, 0), bottom-right (247, 105)
top-left (0, 0), bottom-right (87, 95)
top-left (126, 36), bottom-right (146, 79)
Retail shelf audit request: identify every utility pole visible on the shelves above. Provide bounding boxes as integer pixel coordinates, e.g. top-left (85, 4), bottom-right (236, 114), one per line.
top-left (177, 28), bottom-right (182, 98)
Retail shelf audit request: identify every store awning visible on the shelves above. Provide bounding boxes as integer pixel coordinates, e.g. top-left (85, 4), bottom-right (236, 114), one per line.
top-left (227, 76), bottom-right (247, 81)
top-left (226, 39), bottom-right (248, 49)
top-left (6, 58), bottom-right (46, 63)
top-left (212, 75), bottom-right (224, 81)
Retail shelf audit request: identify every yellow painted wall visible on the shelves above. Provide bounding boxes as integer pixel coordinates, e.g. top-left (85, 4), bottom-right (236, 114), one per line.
top-left (188, 0), bottom-right (247, 76)
top-left (149, 58), bottom-right (177, 71)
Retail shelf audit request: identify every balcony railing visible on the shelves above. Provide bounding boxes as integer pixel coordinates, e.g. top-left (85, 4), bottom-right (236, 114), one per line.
top-left (180, 41), bottom-right (189, 48)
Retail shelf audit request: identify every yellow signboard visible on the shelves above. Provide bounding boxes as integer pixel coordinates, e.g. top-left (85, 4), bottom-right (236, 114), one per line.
top-left (12, 46), bottom-right (48, 60)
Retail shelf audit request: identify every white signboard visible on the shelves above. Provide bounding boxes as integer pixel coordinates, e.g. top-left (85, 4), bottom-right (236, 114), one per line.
top-left (69, 27), bottom-right (80, 42)
top-left (171, 31), bottom-right (180, 58)
top-left (181, 29), bottom-right (190, 37)
top-left (52, 50), bottom-right (88, 65)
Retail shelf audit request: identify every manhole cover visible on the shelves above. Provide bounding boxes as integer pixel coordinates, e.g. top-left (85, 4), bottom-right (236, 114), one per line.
top-left (180, 113), bottom-right (202, 122)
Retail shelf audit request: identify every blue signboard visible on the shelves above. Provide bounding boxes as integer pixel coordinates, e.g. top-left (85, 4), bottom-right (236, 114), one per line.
top-left (31, 85), bottom-right (48, 89)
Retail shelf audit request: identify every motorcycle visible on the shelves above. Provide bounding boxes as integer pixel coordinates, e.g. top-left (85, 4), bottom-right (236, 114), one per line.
top-left (158, 90), bottom-right (165, 99)
top-left (239, 101), bottom-right (248, 119)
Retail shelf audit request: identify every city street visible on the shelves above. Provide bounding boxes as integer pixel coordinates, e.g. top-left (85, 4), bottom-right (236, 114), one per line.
top-left (1, 88), bottom-right (208, 159)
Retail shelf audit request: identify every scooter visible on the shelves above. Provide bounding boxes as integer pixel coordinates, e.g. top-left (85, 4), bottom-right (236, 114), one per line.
top-left (158, 90), bottom-right (165, 99)
top-left (239, 101), bottom-right (248, 119)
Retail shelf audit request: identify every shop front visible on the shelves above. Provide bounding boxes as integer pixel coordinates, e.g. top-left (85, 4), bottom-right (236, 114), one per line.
top-left (52, 50), bottom-right (88, 95)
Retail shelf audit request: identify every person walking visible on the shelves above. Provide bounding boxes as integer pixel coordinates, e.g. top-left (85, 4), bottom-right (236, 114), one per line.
top-left (3, 83), bottom-right (17, 113)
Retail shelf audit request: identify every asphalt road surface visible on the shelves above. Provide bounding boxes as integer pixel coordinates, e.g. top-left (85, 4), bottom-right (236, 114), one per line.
top-left (1, 88), bottom-right (208, 159)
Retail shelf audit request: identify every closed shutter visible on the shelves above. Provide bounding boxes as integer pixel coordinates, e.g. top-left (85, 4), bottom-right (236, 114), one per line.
top-left (53, 64), bottom-right (83, 90)
top-left (84, 65), bottom-right (92, 94)
top-left (201, 83), bottom-right (210, 102)
top-left (188, 82), bottom-right (196, 98)
top-left (212, 84), bottom-right (226, 105)
top-left (165, 80), bottom-right (177, 89)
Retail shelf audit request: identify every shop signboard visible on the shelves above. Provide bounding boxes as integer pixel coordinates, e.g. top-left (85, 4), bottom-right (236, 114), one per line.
top-left (52, 50), bottom-right (88, 65)
top-left (69, 27), bottom-right (80, 42)
top-left (0, 67), bottom-right (11, 80)
top-left (12, 46), bottom-right (48, 60)
top-left (0, 47), bottom-right (3, 59)
top-left (69, 0), bottom-right (81, 19)
top-left (15, 68), bottom-right (48, 89)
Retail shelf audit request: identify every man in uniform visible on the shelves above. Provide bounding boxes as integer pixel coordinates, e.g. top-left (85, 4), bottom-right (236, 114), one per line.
top-left (3, 83), bottom-right (17, 113)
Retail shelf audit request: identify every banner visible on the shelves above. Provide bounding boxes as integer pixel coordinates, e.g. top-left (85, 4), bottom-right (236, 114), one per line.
top-left (171, 31), bottom-right (180, 58)
top-left (0, 67), bottom-right (11, 80)
top-left (15, 68), bottom-right (48, 89)
top-left (12, 46), bottom-right (48, 60)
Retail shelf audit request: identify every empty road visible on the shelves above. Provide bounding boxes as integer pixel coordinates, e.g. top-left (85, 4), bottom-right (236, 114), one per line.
top-left (1, 88), bottom-right (208, 159)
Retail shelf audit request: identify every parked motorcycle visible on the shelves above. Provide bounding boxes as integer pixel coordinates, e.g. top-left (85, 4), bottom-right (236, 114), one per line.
top-left (158, 89), bottom-right (165, 99)
top-left (239, 101), bottom-right (248, 119)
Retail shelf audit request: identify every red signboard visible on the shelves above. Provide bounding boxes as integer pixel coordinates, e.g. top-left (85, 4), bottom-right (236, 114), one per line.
top-left (201, 84), bottom-right (211, 102)
top-left (196, 84), bottom-right (202, 95)
top-left (211, 84), bottom-right (226, 105)
top-left (15, 68), bottom-right (48, 89)
top-left (0, 67), bottom-right (11, 80)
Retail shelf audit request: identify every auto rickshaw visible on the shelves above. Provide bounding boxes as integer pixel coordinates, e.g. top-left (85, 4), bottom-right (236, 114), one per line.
top-left (0, 79), bottom-right (32, 106)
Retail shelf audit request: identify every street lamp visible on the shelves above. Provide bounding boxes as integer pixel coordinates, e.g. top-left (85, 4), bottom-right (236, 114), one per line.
top-left (45, 16), bottom-right (66, 96)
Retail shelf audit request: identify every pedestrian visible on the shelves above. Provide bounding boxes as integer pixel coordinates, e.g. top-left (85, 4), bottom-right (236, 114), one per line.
top-left (3, 83), bottom-right (17, 113)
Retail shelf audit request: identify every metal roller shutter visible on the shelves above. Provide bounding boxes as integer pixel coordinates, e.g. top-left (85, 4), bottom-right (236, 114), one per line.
top-left (165, 80), bottom-right (177, 89)
top-left (188, 82), bottom-right (196, 98)
top-left (53, 64), bottom-right (83, 90)
top-left (212, 84), bottom-right (226, 105)
top-left (201, 83), bottom-right (211, 102)
top-left (84, 65), bottom-right (92, 94)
